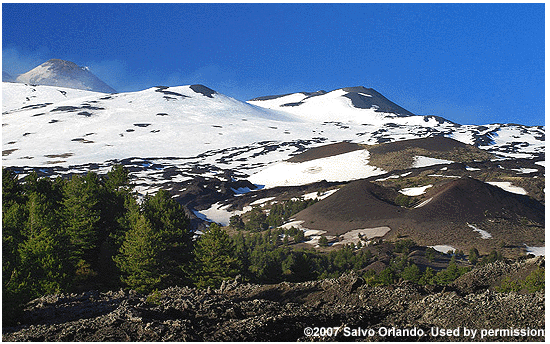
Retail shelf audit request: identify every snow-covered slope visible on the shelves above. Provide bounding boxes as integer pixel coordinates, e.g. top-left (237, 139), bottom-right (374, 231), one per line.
top-left (15, 59), bottom-right (116, 93)
top-left (3, 82), bottom-right (545, 197)
top-left (2, 82), bottom-right (103, 114)
top-left (2, 83), bottom-right (307, 167)
top-left (248, 149), bottom-right (386, 188)
top-left (248, 86), bottom-right (444, 126)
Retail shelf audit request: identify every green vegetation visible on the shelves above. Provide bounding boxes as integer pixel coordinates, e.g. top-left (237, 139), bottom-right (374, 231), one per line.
top-left (193, 223), bottom-right (239, 288)
top-left (3, 168), bottom-right (541, 327)
top-left (394, 194), bottom-right (415, 208)
top-left (231, 198), bottom-right (318, 232)
top-left (469, 247), bottom-right (480, 265)
top-left (496, 268), bottom-right (545, 293)
top-left (3, 167), bottom-right (193, 321)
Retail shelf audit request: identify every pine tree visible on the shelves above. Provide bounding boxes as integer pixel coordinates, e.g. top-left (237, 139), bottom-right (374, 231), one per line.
top-left (142, 189), bottom-right (193, 287)
top-left (401, 264), bottom-right (421, 283)
top-left (294, 230), bottom-right (305, 243)
top-left (14, 192), bottom-right (73, 299)
top-left (114, 214), bottom-right (162, 293)
top-left (193, 223), bottom-right (239, 288)
top-left (62, 173), bottom-right (102, 267)
top-left (318, 236), bottom-right (329, 247)
top-left (469, 247), bottom-right (479, 265)
top-left (419, 267), bottom-right (435, 285)
top-left (3, 170), bottom-right (28, 285)
top-left (114, 189), bottom-right (192, 292)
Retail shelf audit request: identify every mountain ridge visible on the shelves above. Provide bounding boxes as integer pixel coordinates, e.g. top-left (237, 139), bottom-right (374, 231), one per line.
top-left (13, 59), bottom-right (116, 93)
top-left (2, 76), bottom-right (545, 256)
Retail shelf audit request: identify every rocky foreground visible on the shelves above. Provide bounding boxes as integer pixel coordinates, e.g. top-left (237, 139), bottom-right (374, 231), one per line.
top-left (3, 258), bottom-right (544, 342)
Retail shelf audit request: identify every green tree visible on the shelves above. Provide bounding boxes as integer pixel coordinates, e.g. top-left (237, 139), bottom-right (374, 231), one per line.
top-left (13, 192), bottom-right (73, 298)
top-left (401, 264), bottom-right (421, 283)
top-left (294, 230), bottom-right (305, 243)
top-left (229, 215), bottom-right (245, 230)
top-left (523, 268), bottom-right (545, 293)
top-left (419, 267), bottom-right (435, 285)
top-left (375, 267), bottom-right (395, 285)
top-left (246, 207), bottom-right (268, 231)
top-left (62, 173), bottom-right (102, 269)
top-left (318, 236), bottom-right (329, 247)
top-left (142, 189), bottom-right (193, 286)
top-left (193, 223), bottom-right (239, 288)
top-left (115, 189), bottom-right (192, 292)
top-left (425, 247), bottom-right (436, 262)
top-left (281, 250), bottom-right (316, 282)
top-left (114, 214), bottom-right (162, 293)
top-left (480, 250), bottom-right (503, 265)
top-left (3, 170), bottom-right (28, 290)
top-left (469, 247), bottom-right (479, 265)
top-left (394, 239), bottom-right (416, 254)
top-left (434, 257), bottom-right (468, 285)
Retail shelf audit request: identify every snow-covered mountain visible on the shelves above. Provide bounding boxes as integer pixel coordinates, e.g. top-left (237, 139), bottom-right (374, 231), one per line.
top-left (3, 80), bottom-right (545, 251)
top-left (248, 86), bottom-right (447, 125)
top-left (2, 81), bottom-right (544, 199)
top-left (3, 82), bottom-right (543, 168)
top-left (14, 59), bottom-right (116, 93)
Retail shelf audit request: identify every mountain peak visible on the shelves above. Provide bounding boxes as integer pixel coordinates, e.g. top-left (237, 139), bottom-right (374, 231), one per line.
top-left (248, 85), bottom-right (416, 122)
top-left (45, 58), bottom-right (79, 67)
top-left (15, 59), bottom-right (116, 93)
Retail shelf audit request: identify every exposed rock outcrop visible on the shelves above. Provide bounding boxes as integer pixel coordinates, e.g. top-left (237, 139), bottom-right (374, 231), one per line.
top-left (3, 262), bottom-right (544, 342)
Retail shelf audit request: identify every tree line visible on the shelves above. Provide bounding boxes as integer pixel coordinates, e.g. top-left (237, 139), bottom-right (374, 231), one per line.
top-left (2, 167), bottom-right (537, 325)
top-left (3, 166), bottom-right (195, 321)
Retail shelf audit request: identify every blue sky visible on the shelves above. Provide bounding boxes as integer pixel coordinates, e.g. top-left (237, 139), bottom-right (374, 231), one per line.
top-left (2, 3), bottom-right (545, 126)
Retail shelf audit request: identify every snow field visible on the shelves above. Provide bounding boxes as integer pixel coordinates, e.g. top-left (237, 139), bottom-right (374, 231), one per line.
top-left (524, 245), bottom-right (545, 256)
top-left (300, 189), bottom-right (339, 200)
top-left (248, 149), bottom-right (386, 188)
top-left (197, 202), bottom-right (253, 226)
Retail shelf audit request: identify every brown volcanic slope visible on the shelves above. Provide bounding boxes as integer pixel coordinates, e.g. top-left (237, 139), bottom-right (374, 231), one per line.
top-left (367, 136), bottom-right (494, 171)
top-left (286, 141), bottom-right (364, 163)
top-left (294, 179), bottom-right (405, 235)
top-left (410, 177), bottom-right (544, 224)
top-left (294, 177), bottom-right (544, 253)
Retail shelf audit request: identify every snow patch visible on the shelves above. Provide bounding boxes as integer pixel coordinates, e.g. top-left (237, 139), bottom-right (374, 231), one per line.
top-left (467, 223), bottom-right (492, 239)
top-left (399, 184), bottom-right (432, 196)
top-left (279, 220), bottom-right (307, 230)
top-left (511, 168), bottom-right (538, 174)
top-left (414, 197), bottom-right (433, 208)
top-left (332, 227), bottom-right (391, 246)
top-left (197, 203), bottom-right (252, 226)
top-left (487, 182), bottom-right (528, 195)
top-left (249, 197), bottom-right (276, 206)
top-left (429, 245), bottom-right (456, 254)
top-left (301, 189), bottom-right (339, 200)
top-left (525, 245), bottom-right (545, 256)
top-left (412, 156), bottom-right (454, 168)
top-left (427, 174), bottom-right (461, 178)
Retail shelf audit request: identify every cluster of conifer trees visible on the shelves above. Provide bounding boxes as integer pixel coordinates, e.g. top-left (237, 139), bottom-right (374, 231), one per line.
top-left (1, 166), bottom-right (512, 323)
top-left (3, 166), bottom-right (194, 318)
